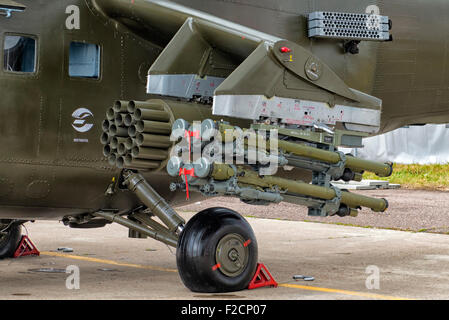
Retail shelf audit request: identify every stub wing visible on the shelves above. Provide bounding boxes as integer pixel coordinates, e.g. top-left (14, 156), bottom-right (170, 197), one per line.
top-left (93, 0), bottom-right (383, 137)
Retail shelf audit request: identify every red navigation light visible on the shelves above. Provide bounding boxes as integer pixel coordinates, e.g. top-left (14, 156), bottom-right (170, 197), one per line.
top-left (280, 46), bottom-right (291, 53)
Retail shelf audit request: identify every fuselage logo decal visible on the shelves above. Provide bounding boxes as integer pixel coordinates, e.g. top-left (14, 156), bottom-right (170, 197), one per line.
top-left (72, 108), bottom-right (94, 133)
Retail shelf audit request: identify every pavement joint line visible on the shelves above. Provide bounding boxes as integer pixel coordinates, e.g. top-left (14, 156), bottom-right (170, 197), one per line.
top-left (41, 251), bottom-right (178, 273)
top-left (279, 283), bottom-right (413, 300)
top-left (42, 251), bottom-right (413, 300)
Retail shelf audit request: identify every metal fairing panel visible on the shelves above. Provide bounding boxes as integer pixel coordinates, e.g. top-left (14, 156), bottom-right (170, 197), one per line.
top-left (147, 74), bottom-right (225, 99)
top-left (212, 95), bottom-right (380, 133)
top-left (211, 39), bottom-right (381, 133)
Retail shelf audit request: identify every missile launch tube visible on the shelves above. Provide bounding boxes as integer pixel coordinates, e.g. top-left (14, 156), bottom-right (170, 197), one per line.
top-left (209, 164), bottom-right (388, 212)
top-left (237, 169), bottom-right (388, 212)
top-left (219, 125), bottom-right (392, 177)
top-left (272, 140), bottom-right (393, 177)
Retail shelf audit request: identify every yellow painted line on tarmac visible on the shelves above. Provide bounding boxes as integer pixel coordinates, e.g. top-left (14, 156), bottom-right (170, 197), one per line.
top-left (279, 283), bottom-right (412, 300)
top-left (41, 251), bottom-right (177, 273)
top-left (41, 251), bottom-right (412, 300)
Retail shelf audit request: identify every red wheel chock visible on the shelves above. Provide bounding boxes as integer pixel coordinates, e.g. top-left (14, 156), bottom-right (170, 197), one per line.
top-left (13, 235), bottom-right (40, 258)
top-left (248, 263), bottom-right (278, 290)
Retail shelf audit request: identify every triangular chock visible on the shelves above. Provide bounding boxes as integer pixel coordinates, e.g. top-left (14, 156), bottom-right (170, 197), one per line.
top-left (13, 235), bottom-right (40, 258)
top-left (248, 263), bottom-right (278, 290)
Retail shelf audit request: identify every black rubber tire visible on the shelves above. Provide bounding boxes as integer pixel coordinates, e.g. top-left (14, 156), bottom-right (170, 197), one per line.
top-left (176, 207), bottom-right (258, 293)
top-left (0, 224), bottom-right (21, 259)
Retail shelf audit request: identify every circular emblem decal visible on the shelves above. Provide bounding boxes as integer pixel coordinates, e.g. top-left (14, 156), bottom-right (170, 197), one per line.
top-left (72, 108), bottom-right (94, 133)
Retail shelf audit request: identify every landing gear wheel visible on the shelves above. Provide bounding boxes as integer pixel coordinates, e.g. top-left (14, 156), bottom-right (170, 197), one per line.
top-left (0, 222), bottom-right (21, 259)
top-left (176, 207), bottom-right (258, 293)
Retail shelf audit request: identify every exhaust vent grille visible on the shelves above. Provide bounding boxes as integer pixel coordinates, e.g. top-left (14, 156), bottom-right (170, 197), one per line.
top-left (308, 11), bottom-right (391, 41)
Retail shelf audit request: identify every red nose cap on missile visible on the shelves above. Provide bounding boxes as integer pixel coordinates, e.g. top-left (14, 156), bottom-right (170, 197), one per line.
top-left (280, 46), bottom-right (291, 53)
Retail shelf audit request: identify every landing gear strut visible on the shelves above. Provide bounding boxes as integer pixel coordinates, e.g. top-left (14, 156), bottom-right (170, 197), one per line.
top-left (0, 221), bottom-right (22, 259)
top-left (99, 171), bottom-right (259, 293)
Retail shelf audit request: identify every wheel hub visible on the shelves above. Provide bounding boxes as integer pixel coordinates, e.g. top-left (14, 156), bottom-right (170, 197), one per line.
top-left (215, 233), bottom-right (249, 277)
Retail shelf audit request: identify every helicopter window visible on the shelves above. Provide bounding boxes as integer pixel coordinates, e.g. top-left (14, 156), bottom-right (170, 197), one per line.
top-left (3, 35), bottom-right (36, 73)
top-left (69, 42), bottom-right (100, 79)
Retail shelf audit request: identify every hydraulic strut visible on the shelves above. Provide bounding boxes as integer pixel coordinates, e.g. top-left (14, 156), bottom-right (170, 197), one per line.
top-left (94, 211), bottom-right (178, 247)
top-left (122, 170), bottom-right (185, 235)
top-left (94, 170), bottom-right (186, 247)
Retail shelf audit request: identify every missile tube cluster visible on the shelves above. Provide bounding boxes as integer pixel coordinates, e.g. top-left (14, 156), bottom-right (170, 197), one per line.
top-left (167, 119), bottom-right (391, 216)
top-left (100, 100), bottom-right (172, 171)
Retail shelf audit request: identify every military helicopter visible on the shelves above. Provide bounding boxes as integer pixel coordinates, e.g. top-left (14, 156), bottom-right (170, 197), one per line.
top-left (0, 0), bottom-right (448, 293)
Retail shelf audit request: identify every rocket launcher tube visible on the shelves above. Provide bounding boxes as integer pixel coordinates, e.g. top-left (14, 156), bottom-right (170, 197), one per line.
top-left (132, 146), bottom-right (169, 161)
top-left (125, 137), bottom-right (136, 150)
top-left (124, 155), bottom-right (161, 170)
top-left (136, 133), bottom-right (172, 149)
top-left (127, 100), bottom-right (165, 113)
top-left (136, 120), bottom-right (172, 134)
top-left (110, 125), bottom-right (129, 137)
top-left (134, 109), bottom-right (171, 122)
top-left (113, 100), bottom-right (129, 113)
